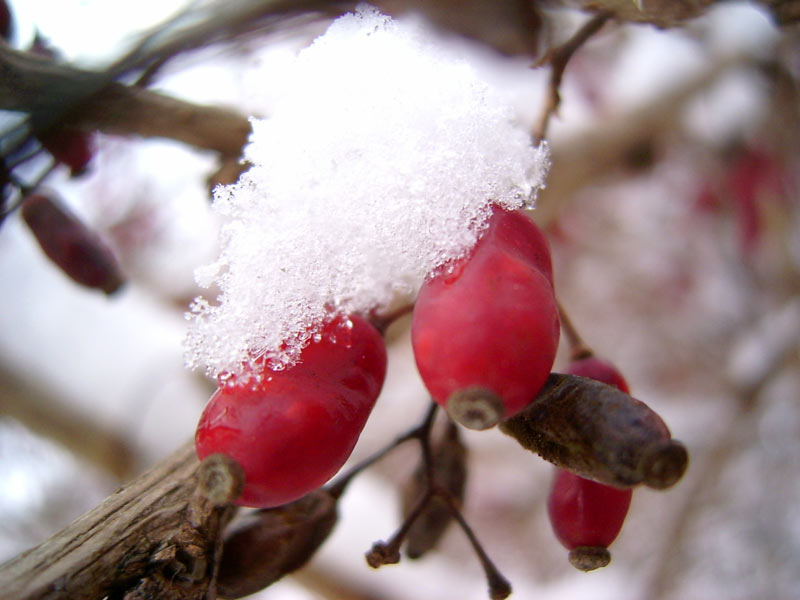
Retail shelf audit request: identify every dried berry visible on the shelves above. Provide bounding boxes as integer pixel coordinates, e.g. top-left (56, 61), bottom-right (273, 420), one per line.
top-left (216, 489), bottom-right (338, 599)
top-left (500, 373), bottom-right (688, 489)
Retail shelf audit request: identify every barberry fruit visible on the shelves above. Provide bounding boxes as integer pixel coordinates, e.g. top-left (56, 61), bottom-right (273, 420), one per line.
top-left (195, 314), bottom-right (387, 508)
top-left (547, 467), bottom-right (632, 571)
top-left (0, 0), bottom-right (12, 41)
top-left (21, 192), bottom-right (124, 294)
top-left (38, 127), bottom-right (94, 177)
top-left (411, 207), bottom-right (559, 429)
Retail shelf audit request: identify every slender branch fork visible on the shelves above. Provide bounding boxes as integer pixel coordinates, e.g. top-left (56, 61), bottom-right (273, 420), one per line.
top-left (532, 12), bottom-right (611, 144)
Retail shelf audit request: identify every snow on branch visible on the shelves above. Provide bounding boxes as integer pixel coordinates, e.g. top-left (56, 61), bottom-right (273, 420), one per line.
top-left (184, 5), bottom-right (550, 380)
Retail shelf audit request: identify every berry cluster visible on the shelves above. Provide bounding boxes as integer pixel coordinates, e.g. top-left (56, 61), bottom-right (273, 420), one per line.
top-left (411, 205), bottom-right (560, 429)
top-left (194, 205), bottom-right (687, 598)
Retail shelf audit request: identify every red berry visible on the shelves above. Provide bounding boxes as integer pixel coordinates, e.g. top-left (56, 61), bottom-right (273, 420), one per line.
top-left (39, 127), bottom-right (94, 176)
top-left (411, 207), bottom-right (559, 428)
top-left (478, 205), bottom-right (554, 285)
top-left (0, 0), bottom-right (12, 41)
top-left (195, 314), bottom-right (387, 508)
top-left (21, 192), bottom-right (124, 294)
top-left (547, 468), bottom-right (632, 570)
top-left (564, 356), bottom-right (630, 394)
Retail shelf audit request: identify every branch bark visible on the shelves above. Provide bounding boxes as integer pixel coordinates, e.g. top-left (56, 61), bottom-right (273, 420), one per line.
top-left (0, 443), bottom-right (235, 600)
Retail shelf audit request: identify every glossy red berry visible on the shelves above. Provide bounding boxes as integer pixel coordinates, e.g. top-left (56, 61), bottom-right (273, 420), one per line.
top-left (565, 356), bottom-right (630, 394)
top-left (21, 192), bottom-right (124, 294)
top-left (547, 468), bottom-right (632, 570)
top-left (195, 314), bottom-right (387, 508)
top-left (477, 205), bottom-right (554, 285)
top-left (411, 206), bottom-right (559, 429)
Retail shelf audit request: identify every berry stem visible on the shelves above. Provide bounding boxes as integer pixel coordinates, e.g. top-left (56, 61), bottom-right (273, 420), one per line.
top-left (366, 487), bottom-right (434, 568)
top-left (558, 301), bottom-right (594, 361)
top-left (327, 401), bottom-right (438, 499)
top-left (369, 303), bottom-right (414, 336)
top-left (439, 491), bottom-right (512, 600)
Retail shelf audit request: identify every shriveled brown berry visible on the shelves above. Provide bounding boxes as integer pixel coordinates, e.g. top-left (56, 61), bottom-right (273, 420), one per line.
top-left (216, 488), bottom-right (338, 599)
top-left (499, 373), bottom-right (688, 489)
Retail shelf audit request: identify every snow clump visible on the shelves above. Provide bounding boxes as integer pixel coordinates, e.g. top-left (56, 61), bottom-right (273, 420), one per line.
top-left (184, 5), bottom-right (550, 380)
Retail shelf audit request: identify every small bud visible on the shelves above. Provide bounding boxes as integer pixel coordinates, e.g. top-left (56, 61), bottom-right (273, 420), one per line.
top-left (447, 386), bottom-right (504, 430)
top-left (402, 421), bottom-right (467, 559)
top-left (21, 192), bottom-right (125, 295)
top-left (214, 488), bottom-right (338, 599)
top-left (499, 373), bottom-right (688, 489)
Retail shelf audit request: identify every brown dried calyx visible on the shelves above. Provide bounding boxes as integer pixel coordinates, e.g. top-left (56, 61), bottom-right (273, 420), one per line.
top-left (402, 420), bottom-right (468, 559)
top-left (216, 488), bottom-right (338, 599)
top-left (568, 546), bottom-right (611, 572)
top-left (499, 373), bottom-right (688, 489)
top-left (447, 386), bottom-right (505, 430)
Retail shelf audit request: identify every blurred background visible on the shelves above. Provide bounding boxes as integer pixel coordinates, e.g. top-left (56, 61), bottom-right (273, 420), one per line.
top-left (1, 1), bottom-right (799, 599)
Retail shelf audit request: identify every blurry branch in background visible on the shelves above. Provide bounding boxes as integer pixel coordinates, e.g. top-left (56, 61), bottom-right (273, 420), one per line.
top-left (0, 363), bottom-right (138, 481)
top-left (646, 299), bottom-right (800, 599)
top-left (0, 44), bottom-right (249, 156)
top-left (534, 50), bottom-right (758, 227)
top-left (532, 11), bottom-right (611, 144)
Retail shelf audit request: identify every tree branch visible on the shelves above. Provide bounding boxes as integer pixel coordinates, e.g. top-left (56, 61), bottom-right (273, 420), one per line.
top-left (0, 443), bottom-right (236, 600)
top-left (0, 44), bottom-right (251, 156)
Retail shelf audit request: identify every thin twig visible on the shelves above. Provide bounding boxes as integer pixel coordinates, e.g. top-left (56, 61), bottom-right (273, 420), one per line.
top-left (440, 492), bottom-right (511, 600)
top-left (327, 401), bottom-right (437, 498)
top-left (532, 13), bottom-right (611, 144)
top-left (557, 301), bottom-right (593, 361)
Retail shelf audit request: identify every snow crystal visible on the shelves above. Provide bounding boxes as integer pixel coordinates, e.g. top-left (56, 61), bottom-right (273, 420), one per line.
top-left (184, 4), bottom-right (550, 379)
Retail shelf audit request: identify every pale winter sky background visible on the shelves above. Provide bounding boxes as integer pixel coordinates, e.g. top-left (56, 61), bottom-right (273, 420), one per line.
top-left (1, 2), bottom-right (798, 600)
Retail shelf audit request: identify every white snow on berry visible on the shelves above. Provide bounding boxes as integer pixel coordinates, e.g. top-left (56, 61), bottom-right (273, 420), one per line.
top-left (184, 4), bottom-right (550, 379)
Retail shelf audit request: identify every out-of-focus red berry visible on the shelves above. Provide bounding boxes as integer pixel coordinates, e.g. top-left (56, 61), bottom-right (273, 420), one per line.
top-left (564, 356), bottom-right (630, 394)
top-left (39, 127), bottom-right (95, 177)
top-left (195, 315), bottom-right (387, 508)
top-left (21, 192), bottom-right (124, 294)
top-left (0, 0), bottom-right (12, 41)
